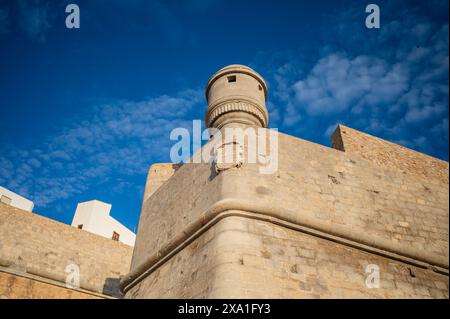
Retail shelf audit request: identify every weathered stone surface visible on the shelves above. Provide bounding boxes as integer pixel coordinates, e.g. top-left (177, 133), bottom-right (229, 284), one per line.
top-left (127, 215), bottom-right (448, 298)
top-left (142, 163), bottom-right (181, 202)
top-left (0, 203), bottom-right (133, 298)
top-left (0, 271), bottom-right (102, 299)
top-left (332, 124), bottom-right (449, 184)
top-left (205, 64), bottom-right (269, 129)
top-left (128, 129), bottom-right (448, 274)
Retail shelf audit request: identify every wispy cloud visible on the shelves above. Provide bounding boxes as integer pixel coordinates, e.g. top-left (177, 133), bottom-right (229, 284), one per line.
top-left (17, 0), bottom-right (51, 42)
top-left (0, 89), bottom-right (203, 208)
top-left (254, 2), bottom-right (448, 158)
top-left (292, 54), bottom-right (410, 115)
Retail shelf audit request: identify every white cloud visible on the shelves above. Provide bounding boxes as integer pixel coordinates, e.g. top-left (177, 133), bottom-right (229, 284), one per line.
top-left (0, 89), bottom-right (203, 208)
top-left (260, 15), bottom-right (448, 149)
top-left (404, 103), bottom-right (446, 123)
top-left (292, 54), bottom-right (409, 116)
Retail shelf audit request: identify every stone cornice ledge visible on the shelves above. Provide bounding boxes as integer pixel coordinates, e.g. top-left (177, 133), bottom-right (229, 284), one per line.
top-left (120, 198), bottom-right (449, 295)
top-left (206, 96), bottom-right (268, 127)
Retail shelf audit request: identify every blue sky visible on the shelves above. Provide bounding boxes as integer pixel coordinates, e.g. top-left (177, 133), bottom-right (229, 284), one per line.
top-left (0, 0), bottom-right (448, 232)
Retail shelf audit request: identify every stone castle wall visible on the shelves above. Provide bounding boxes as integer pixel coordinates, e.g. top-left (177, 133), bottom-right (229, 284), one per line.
top-left (123, 126), bottom-right (449, 298)
top-left (142, 163), bottom-right (180, 203)
top-left (0, 203), bottom-right (133, 299)
top-left (0, 271), bottom-right (102, 299)
top-left (332, 124), bottom-right (448, 184)
top-left (126, 215), bottom-right (448, 298)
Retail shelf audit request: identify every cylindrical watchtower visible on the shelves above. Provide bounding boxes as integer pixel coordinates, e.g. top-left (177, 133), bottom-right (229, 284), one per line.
top-left (205, 64), bottom-right (269, 129)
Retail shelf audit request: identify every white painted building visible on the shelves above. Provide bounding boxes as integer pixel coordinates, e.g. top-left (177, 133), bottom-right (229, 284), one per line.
top-left (0, 186), bottom-right (34, 212)
top-left (71, 200), bottom-right (136, 246)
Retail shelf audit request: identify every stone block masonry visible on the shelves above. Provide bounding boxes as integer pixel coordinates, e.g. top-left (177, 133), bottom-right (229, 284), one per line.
top-left (0, 203), bottom-right (133, 298)
top-left (126, 215), bottom-right (448, 298)
top-left (332, 124), bottom-right (448, 184)
top-left (0, 270), bottom-right (102, 299)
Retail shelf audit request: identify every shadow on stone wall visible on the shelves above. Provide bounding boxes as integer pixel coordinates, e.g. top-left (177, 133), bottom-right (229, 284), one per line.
top-left (103, 278), bottom-right (123, 298)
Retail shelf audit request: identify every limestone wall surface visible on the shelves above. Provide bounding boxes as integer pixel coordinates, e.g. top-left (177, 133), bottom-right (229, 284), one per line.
top-left (332, 125), bottom-right (449, 184)
top-left (0, 271), bottom-right (102, 299)
top-left (125, 125), bottom-right (448, 298)
top-left (130, 162), bottom-right (220, 271)
top-left (127, 215), bottom-right (448, 298)
top-left (0, 203), bottom-right (133, 298)
top-left (221, 130), bottom-right (448, 268)
top-left (142, 163), bottom-right (180, 203)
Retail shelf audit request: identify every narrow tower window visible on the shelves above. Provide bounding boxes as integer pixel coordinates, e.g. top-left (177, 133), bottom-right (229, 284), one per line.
top-left (227, 75), bottom-right (236, 83)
